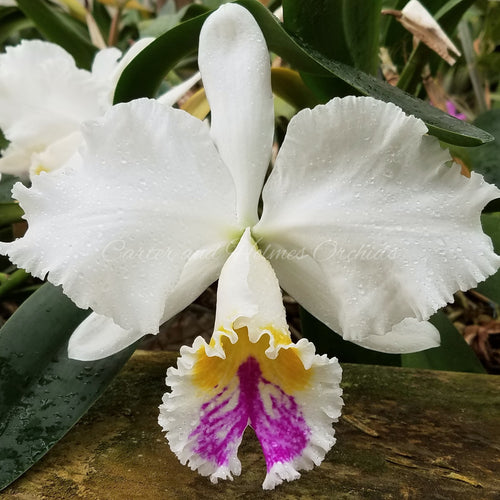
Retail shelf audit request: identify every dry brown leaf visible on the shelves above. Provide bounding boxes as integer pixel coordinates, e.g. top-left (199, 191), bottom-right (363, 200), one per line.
top-left (382, 0), bottom-right (461, 65)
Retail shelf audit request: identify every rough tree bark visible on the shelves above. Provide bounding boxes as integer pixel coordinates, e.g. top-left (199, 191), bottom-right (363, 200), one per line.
top-left (4, 351), bottom-right (500, 499)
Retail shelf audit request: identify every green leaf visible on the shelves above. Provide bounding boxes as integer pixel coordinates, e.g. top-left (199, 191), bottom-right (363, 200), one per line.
top-left (0, 7), bottom-right (33, 45)
top-left (281, 0), bottom-right (355, 100)
top-left (0, 202), bottom-right (24, 226)
top-left (0, 284), bottom-right (137, 491)
top-left (342, 0), bottom-right (382, 76)
top-left (282, 0), bottom-right (352, 65)
top-left (467, 110), bottom-right (500, 188)
top-left (270, 67), bottom-right (318, 110)
top-left (300, 307), bottom-right (401, 367)
top-left (15, 0), bottom-right (96, 69)
top-left (115, 0), bottom-right (492, 146)
top-left (401, 311), bottom-right (485, 373)
top-left (476, 213), bottom-right (500, 304)
top-left (0, 175), bottom-right (18, 204)
top-left (113, 11), bottom-right (207, 103)
top-left (0, 269), bottom-right (29, 300)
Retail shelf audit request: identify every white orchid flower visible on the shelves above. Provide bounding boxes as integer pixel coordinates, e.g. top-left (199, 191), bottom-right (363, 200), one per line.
top-left (1, 3), bottom-right (499, 489)
top-left (0, 37), bottom-right (199, 179)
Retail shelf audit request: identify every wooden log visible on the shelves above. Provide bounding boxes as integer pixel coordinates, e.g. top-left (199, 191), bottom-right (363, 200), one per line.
top-left (3, 351), bottom-right (500, 499)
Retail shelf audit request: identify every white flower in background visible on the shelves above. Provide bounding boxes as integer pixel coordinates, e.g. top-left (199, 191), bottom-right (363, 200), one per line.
top-left (0, 37), bottom-right (199, 179)
top-left (0, 38), bottom-right (148, 178)
top-left (1, 3), bottom-right (499, 489)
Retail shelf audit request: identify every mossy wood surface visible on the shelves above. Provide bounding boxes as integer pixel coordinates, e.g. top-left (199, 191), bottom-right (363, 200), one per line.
top-left (4, 351), bottom-right (500, 499)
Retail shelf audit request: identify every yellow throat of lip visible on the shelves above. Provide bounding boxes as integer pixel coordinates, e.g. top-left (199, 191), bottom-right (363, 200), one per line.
top-left (192, 326), bottom-right (312, 395)
top-left (32, 165), bottom-right (50, 176)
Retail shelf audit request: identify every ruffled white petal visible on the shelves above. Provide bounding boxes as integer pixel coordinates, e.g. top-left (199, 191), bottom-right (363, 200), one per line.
top-left (68, 245), bottom-right (229, 361)
top-left (68, 312), bottom-right (144, 361)
top-left (159, 229), bottom-right (343, 489)
top-left (199, 4), bottom-right (274, 226)
top-left (0, 99), bottom-right (238, 335)
top-left (351, 318), bottom-right (440, 353)
top-left (255, 96), bottom-right (500, 345)
top-left (0, 39), bottom-right (154, 178)
top-left (0, 40), bottom-right (106, 152)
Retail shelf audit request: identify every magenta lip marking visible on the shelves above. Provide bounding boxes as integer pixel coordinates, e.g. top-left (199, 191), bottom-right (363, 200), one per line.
top-left (190, 356), bottom-right (310, 469)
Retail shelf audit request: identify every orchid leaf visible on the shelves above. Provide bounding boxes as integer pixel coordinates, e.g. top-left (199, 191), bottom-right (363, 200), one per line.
top-left (342, 0), bottom-right (382, 76)
top-left (0, 203), bottom-right (24, 226)
top-left (113, 11), bottom-right (207, 103)
top-left (16, 0), bottom-right (96, 69)
top-left (282, 0), bottom-right (352, 65)
top-left (0, 284), bottom-right (136, 491)
top-left (281, 0), bottom-right (357, 100)
top-left (270, 67), bottom-right (318, 110)
top-left (468, 110), bottom-right (500, 188)
top-left (0, 176), bottom-right (17, 204)
top-left (0, 7), bottom-right (33, 45)
top-left (115, 0), bottom-right (492, 146)
top-left (476, 213), bottom-right (500, 305)
top-left (401, 312), bottom-right (485, 373)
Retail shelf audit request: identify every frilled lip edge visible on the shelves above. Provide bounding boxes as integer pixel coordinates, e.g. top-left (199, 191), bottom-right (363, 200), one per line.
top-left (158, 325), bottom-right (343, 490)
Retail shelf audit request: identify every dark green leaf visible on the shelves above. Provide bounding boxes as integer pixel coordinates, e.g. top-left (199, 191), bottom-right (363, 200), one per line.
top-left (0, 202), bottom-right (23, 226)
top-left (0, 175), bottom-right (21, 204)
top-left (113, 12), bottom-right (206, 103)
top-left (342, 0), bottom-right (382, 76)
top-left (282, 0), bottom-right (355, 100)
top-left (467, 110), bottom-right (500, 188)
top-left (476, 213), bottom-right (500, 304)
top-left (401, 311), bottom-right (485, 373)
top-left (16, 0), bottom-right (96, 69)
top-left (0, 284), bottom-right (137, 491)
top-left (0, 269), bottom-right (29, 300)
top-left (282, 0), bottom-right (352, 65)
top-left (300, 307), bottom-right (401, 366)
top-left (0, 8), bottom-right (33, 45)
top-left (115, 0), bottom-right (492, 146)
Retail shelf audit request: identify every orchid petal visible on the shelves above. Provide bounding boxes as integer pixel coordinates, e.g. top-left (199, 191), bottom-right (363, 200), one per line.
top-left (157, 72), bottom-right (201, 107)
top-left (68, 313), bottom-right (144, 361)
top-left (351, 318), bottom-right (440, 353)
top-left (160, 241), bottom-right (232, 323)
top-left (255, 96), bottom-right (500, 345)
top-left (199, 4), bottom-right (274, 226)
top-left (29, 131), bottom-right (82, 176)
top-left (160, 230), bottom-right (343, 489)
top-left (0, 144), bottom-right (32, 179)
top-left (68, 244), bottom-right (230, 362)
top-left (0, 99), bottom-right (238, 335)
top-left (0, 40), bottom-right (106, 151)
top-left (108, 38), bottom-right (155, 97)
top-left (90, 46), bottom-right (122, 80)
